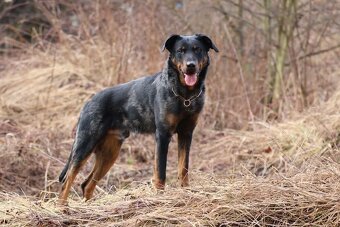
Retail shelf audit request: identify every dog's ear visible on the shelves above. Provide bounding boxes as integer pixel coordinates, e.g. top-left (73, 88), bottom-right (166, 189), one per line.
top-left (162, 34), bottom-right (181, 52)
top-left (195, 34), bottom-right (219, 52)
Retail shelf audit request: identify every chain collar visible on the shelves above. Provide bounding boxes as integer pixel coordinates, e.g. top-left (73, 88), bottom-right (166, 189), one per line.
top-left (171, 87), bottom-right (203, 107)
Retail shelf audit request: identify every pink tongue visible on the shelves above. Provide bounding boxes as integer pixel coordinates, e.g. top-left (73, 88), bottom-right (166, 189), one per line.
top-left (184, 74), bottom-right (197, 86)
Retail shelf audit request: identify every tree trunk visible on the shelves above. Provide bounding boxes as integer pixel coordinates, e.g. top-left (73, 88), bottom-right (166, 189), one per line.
top-left (269, 0), bottom-right (297, 113)
top-left (238, 0), bottom-right (244, 57)
top-left (263, 0), bottom-right (273, 112)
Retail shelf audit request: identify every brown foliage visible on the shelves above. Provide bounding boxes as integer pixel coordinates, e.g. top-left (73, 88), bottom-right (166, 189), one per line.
top-left (0, 0), bottom-right (339, 226)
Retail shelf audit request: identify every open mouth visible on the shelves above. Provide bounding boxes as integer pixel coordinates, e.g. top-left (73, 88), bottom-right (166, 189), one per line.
top-left (183, 73), bottom-right (198, 86)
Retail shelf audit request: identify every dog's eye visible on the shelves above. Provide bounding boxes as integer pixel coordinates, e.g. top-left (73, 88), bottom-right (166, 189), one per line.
top-left (193, 46), bottom-right (201, 53)
top-left (177, 48), bottom-right (186, 54)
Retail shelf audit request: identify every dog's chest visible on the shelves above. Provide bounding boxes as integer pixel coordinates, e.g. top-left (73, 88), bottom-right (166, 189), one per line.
top-left (166, 92), bottom-right (205, 115)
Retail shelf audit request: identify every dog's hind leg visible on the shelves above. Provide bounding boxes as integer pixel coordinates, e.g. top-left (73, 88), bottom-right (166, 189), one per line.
top-left (58, 134), bottom-right (100, 205)
top-left (58, 116), bottom-right (109, 205)
top-left (58, 155), bottom-right (91, 205)
top-left (81, 129), bottom-right (123, 201)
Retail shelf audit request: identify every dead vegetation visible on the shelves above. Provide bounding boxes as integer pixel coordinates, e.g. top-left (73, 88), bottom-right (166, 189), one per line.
top-left (0, 90), bottom-right (339, 225)
top-left (0, 0), bottom-right (340, 226)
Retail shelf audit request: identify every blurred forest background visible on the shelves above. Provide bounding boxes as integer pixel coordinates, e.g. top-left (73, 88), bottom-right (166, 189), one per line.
top-left (1, 0), bottom-right (339, 129)
top-left (0, 1), bottom-right (339, 225)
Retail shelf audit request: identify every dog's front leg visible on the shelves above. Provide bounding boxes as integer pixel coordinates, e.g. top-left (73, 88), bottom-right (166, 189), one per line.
top-left (176, 114), bottom-right (199, 187)
top-left (152, 128), bottom-right (171, 190)
top-left (177, 130), bottom-right (193, 187)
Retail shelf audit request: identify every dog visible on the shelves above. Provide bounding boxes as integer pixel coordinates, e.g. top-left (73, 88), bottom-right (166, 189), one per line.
top-left (58, 34), bottom-right (218, 205)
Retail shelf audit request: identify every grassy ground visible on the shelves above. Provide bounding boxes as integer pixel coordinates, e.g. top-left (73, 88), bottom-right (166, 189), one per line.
top-left (0, 62), bottom-right (339, 225)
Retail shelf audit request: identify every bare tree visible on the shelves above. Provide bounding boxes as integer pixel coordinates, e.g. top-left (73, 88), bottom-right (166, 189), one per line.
top-left (269, 0), bottom-right (297, 112)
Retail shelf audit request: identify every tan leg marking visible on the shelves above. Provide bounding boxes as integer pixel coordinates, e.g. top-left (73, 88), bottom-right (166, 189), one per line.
top-left (82, 130), bottom-right (122, 201)
top-left (152, 154), bottom-right (165, 190)
top-left (177, 113), bottom-right (200, 187)
top-left (178, 145), bottom-right (189, 187)
top-left (58, 157), bottom-right (89, 205)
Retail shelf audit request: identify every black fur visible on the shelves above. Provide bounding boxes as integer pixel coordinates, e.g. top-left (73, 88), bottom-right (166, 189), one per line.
top-left (59, 34), bottom-right (218, 190)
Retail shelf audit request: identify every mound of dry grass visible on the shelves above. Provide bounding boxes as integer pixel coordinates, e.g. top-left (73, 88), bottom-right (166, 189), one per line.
top-left (0, 165), bottom-right (339, 226)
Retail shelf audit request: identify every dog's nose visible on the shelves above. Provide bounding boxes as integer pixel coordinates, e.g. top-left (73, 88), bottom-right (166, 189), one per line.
top-left (186, 61), bottom-right (196, 68)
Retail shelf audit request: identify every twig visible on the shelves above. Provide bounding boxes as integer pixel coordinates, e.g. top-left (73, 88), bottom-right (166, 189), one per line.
top-left (286, 43), bottom-right (340, 66)
top-left (223, 23), bottom-right (255, 125)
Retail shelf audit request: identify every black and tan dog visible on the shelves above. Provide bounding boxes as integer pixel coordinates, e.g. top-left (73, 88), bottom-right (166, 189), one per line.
top-left (58, 34), bottom-right (218, 205)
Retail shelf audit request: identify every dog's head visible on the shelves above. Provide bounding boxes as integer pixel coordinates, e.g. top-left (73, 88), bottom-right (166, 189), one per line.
top-left (162, 34), bottom-right (218, 88)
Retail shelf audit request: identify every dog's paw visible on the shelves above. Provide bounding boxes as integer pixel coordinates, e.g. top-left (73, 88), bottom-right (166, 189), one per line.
top-left (178, 175), bottom-right (189, 187)
top-left (151, 178), bottom-right (165, 190)
top-left (180, 181), bottom-right (189, 187)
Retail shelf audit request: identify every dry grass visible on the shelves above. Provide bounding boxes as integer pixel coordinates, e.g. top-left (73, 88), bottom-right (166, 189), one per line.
top-left (1, 169), bottom-right (339, 226)
top-left (0, 1), bottom-right (340, 226)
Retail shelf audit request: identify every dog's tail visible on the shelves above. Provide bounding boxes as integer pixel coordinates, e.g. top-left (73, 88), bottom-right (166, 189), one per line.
top-left (59, 151), bottom-right (73, 183)
top-left (59, 121), bottom-right (79, 183)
